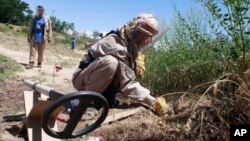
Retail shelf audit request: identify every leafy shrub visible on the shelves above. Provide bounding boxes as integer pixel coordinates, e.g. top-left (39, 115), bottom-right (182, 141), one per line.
top-left (0, 54), bottom-right (22, 79)
top-left (141, 48), bottom-right (226, 95)
top-left (8, 25), bottom-right (14, 29)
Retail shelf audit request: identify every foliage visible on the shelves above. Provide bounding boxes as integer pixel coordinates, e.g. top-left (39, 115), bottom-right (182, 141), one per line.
top-left (142, 49), bottom-right (226, 94)
top-left (92, 30), bottom-right (100, 39)
top-left (0, 54), bottom-right (22, 79)
top-left (140, 8), bottom-right (234, 95)
top-left (0, 0), bottom-right (33, 26)
top-left (196, 0), bottom-right (250, 70)
top-left (51, 32), bottom-right (94, 55)
top-left (140, 1), bottom-right (250, 94)
top-left (53, 32), bottom-right (93, 45)
top-left (50, 16), bottom-right (75, 33)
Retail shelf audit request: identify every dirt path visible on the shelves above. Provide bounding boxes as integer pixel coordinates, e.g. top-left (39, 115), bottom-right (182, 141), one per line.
top-left (0, 32), bottom-right (88, 140)
top-left (0, 42), bottom-right (83, 92)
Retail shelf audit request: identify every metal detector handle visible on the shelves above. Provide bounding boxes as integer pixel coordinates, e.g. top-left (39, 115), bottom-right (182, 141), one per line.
top-left (23, 79), bottom-right (65, 100)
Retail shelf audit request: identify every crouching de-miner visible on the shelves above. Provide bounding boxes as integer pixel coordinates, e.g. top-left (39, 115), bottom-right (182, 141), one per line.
top-left (26, 5), bottom-right (52, 69)
top-left (72, 13), bottom-right (172, 116)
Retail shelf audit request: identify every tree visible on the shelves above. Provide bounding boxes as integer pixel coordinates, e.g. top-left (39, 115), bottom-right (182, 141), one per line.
top-left (59, 21), bottom-right (67, 33)
top-left (66, 23), bottom-right (75, 32)
top-left (92, 30), bottom-right (100, 39)
top-left (0, 0), bottom-right (33, 25)
top-left (50, 16), bottom-right (75, 33)
top-left (196, 0), bottom-right (250, 69)
top-left (24, 9), bottom-right (33, 26)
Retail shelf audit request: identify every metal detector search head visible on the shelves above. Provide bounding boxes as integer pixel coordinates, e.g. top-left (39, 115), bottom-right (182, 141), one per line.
top-left (23, 79), bottom-right (109, 139)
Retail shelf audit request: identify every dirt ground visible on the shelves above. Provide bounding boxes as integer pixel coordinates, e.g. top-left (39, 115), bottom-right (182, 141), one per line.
top-left (0, 76), bottom-right (235, 141)
top-left (0, 77), bottom-right (168, 141)
top-left (0, 78), bottom-right (27, 141)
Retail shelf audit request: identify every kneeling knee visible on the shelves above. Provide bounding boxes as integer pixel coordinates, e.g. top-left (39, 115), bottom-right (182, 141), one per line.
top-left (103, 55), bottom-right (118, 70)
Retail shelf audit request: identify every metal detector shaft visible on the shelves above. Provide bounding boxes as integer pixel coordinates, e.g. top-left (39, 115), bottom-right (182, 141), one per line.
top-left (23, 79), bottom-right (65, 101)
top-left (24, 79), bottom-right (52, 96)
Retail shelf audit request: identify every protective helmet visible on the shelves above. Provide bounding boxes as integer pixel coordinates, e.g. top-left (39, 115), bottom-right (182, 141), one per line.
top-left (135, 13), bottom-right (158, 36)
top-left (118, 13), bottom-right (159, 41)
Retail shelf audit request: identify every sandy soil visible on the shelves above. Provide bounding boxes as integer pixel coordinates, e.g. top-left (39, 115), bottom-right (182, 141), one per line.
top-left (0, 39), bottom-right (81, 92)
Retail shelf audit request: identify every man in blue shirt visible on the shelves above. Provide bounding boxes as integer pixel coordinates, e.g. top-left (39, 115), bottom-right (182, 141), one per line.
top-left (26, 5), bottom-right (52, 69)
top-left (71, 37), bottom-right (76, 51)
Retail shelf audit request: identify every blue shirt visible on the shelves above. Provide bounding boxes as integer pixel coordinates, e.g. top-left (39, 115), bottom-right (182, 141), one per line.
top-left (33, 17), bottom-right (45, 43)
top-left (71, 39), bottom-right (76, 46)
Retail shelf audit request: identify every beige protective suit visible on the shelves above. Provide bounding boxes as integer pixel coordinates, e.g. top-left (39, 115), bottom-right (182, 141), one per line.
top-left (72, 13), bottom-right (161, 107)
top-left (72, 14), bottom-right (174, 116)
top-left (72, 33), bottom-right (152, 102)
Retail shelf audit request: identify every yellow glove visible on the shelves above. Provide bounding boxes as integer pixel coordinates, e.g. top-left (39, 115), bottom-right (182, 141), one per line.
top-left (135, 52), bottom-right (146, 78)
top-left (153, 97), bottom-right (174, 116)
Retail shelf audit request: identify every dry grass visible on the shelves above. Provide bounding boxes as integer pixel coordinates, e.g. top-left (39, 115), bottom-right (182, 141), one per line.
top-left (90, 71), bottom-right (250, 141)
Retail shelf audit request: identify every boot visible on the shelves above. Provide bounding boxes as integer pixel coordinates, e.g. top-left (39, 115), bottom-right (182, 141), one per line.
top-left (38, 62), bottom-right (42, 68)
top-left (25, 62), bottom-right (34, 69)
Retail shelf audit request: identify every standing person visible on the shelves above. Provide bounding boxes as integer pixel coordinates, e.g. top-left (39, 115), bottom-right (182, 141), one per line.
top-left (96, 33), bottom-right (103, 40)
top-left (26, 5), bottom-right (52, 69)
top-left (71, 37), bottom-right (76, 51)
top-left (72, 13), bottom-right (172, 116)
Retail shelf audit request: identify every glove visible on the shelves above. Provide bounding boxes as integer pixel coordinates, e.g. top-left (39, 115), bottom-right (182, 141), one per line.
top-left (135, 52), bottom-right (146, 78)
top-left (153, 97), bottom-right (174, 116)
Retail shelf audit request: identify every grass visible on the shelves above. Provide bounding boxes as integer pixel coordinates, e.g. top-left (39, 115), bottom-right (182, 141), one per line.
top-left (30, 71), bottom-right (48, 83)
top-left (48, 32), bottom-right (92, 58)
top-left (60, 58), bottom-right (74, 68)
top-left (0, 54), bottom-right (22, 79)
top-left (30, 75), bottom-right (47, 83)
top-left (0, 23), bottom-right (12, 32)
top-left (52, 32), bottom-right (94, 51)
top-left (140, 46), bottom-right (227, 95)
top-left (0, 22), bottom-right (88, 59)
top-left (0, 23), bottom-right (27, 37)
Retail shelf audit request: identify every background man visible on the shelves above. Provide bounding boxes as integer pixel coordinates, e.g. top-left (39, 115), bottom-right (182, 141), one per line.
top-left (71, 36), bottom-right (76, 51)
top-left (26, 5), bottom-right (52, 69)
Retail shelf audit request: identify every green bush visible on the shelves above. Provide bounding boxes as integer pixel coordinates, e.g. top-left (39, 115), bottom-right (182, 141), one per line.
top-left (21, 27), bottom-right (28, 33)
top-left (0, 54), bottom-right (22, 79)
top-left (141, 48), bottom-right (226, 95)
top-left (8, 25), bottom-right (14, 29)
top-left (139, 7), bottom-right (241, 95)
top-left (52, 32), bottom-right (93, 50)
top-left (0, 23), bottom-right (10, 32)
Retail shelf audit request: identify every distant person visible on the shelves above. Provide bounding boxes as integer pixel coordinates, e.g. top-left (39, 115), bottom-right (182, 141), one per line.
top-left (71, 37), bottom-right (77, 51)
top-left (26, 5), bottom-right (52, 69)
top-left (72, 13), bottom-right (172, 116)
top-left (97, 33), bottom-right (103, 41)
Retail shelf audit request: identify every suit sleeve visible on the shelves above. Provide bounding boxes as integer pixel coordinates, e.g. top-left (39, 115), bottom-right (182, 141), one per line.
top-left (90, 35), bottom-right (151, 102)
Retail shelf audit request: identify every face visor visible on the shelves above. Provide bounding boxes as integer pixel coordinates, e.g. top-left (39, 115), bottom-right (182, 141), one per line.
top-left (139, 18), bottom-right (168, 53)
